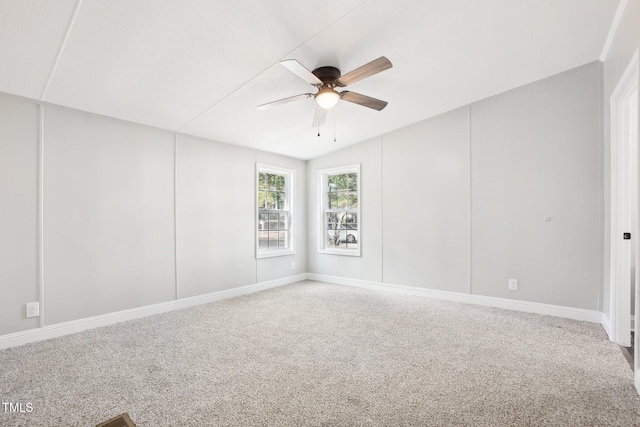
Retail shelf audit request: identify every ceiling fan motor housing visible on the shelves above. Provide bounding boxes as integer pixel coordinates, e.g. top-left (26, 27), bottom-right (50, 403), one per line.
top-left (312, 66), bottom-right (341, 85)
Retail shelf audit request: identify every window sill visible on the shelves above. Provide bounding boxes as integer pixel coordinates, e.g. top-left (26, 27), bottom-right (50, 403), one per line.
top-left (256, 250), bottom-right (296, 259)
top-left (318, 248), bottom-right (361, 257)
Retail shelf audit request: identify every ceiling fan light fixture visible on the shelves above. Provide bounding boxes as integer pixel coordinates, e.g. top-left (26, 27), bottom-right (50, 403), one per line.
top-left (315, 86), bottom-right (340, 109)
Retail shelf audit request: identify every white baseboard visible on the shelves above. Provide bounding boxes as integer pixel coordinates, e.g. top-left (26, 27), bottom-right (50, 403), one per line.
top-left (0, 272), bottom-right (608, 350)
top-left (0, 274), bottom-right (305, 350)
top-left (307, 274), bottom-right (603, 324)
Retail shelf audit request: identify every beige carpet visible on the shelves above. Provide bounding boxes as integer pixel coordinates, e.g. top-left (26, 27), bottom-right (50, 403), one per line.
top-left (1, 281), bottom-right (639, 426)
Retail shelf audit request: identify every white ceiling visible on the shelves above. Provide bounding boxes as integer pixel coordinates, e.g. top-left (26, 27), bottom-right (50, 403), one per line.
top-left (0, 0), bottom-right (620, 160)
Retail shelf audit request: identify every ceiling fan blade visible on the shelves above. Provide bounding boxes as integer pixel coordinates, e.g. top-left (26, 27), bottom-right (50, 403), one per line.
top-left (257, 93), bottom-right (313, 110)
top-left (335, 56), bottom-right (392, 87)
top-left (340, 91), bottom-right (388, 111)
top-left (280, 59), bottom-right (323, 86)
top-left (312, 105), bottom-right (327, 128)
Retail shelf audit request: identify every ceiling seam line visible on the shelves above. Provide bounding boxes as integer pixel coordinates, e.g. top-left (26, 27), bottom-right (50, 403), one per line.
top-left (40, 0), bottom-right (84, 101)
top-left (174, 0), bottom-right (372, 133)
top-left (599, 0), bottom-right (628, 61)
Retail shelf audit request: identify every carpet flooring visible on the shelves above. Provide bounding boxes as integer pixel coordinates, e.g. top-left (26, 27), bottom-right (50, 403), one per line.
top-left (1, 281), bottom-right (639, 426)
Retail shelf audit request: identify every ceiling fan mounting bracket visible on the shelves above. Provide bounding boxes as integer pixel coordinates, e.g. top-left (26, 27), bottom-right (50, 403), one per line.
top-left (312, 66), bottom-right (341, 85)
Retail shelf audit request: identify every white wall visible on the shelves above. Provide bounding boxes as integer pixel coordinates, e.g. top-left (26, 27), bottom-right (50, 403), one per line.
top-left (0, 95), bottom-right (39, 335)
top-left (307, 61), bottom-right (603, 310)
top-left (471, 63), bottom-right (601, 309)
top-left (44, 108), bottom-right (176, 325)
top-left (382, 107), bottom-right (470, 293)
top-left (0, 94), bottom-right (306, 336)
top-left (307, 138), bottom-right (383, 282)
top-left (176, 135), bottom-right (256, 297)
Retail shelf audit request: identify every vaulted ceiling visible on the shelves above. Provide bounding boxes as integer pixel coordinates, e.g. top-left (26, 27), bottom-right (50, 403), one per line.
top-left (0, 0), bottom-right (619, 159)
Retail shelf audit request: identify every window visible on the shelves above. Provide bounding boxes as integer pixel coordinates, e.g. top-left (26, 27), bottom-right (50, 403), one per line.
top-left (319, 164), bottom-right (361, 256)
top-left (256, 165), bottom-right (294, 258)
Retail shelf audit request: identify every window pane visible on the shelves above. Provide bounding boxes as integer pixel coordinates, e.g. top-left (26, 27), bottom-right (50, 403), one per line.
top-left (346, 239), bottom-right (358, 250)
top-left (267, 174), bottom-right (277, 191)
top-left (264, 192), bottom-right (271, 209)
top-left (343, 174), bottom-right (352, 191)
top-left (337, 191), bottom-right (350, 209)
top-left (278, 213), bottom-right (288, 230)
top-left (269, 212), bottom-right (278, 230)
top-left (325, 211), bottom-right (358, 249)
top-left (258, 212), bottom-right (268, 230)
top-left (269, 231), bottom-right (279, 249)
top-left (328, 192), bottom-right (338, 209)
top-left (259, 172), bottom-right (267, 191)
top-left (276, 191), bottom-right (285, 210)
top-left (347, 191), bottom-right (357, 209)
top-left (278, 231), bottom-right (288, 248)
top-left (264, 173), bottom-right (284, 191)
top-left (258, 168), bottom-right (293, 254)
top-left (327, 228), bottom-right (339, 248)
top-left (326, 212), bottom-right (341, 248)
top-left (258, 232), bottom-right (268, 249)
top-left (348, 173), bottom-right (357, 190)
top-left (326, 211), bottom-right (338, 226)
top-left (332, 174), bottom-right (343, 190)
top-left (321, 168), bottom-right (358, 253)
top-left (345, 220), bottom-right (357, 247)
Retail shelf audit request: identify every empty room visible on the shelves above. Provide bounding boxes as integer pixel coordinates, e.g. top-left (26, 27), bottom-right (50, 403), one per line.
top-left (2, 0), bottom-right (640, 425)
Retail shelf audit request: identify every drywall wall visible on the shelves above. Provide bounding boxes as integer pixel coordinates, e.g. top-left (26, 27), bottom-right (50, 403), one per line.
top-left (43, 107), bottom-right (176, 325)
top-left (602, 0), bottom-right (640, 322)
top-left (471, 63), bottom-right (601, 309)
top-left (0, 94), bottom-right (39, 335)
top-left (382, 107), bottom-right (470, 292)
top-left (307, 61), bottom-right (602, 310)
top-left (0, 93), bottom-right (306, 336)
top-left (0, 57), bottom-right (605, 336)
top-left (175, 138), bottom-right (306, 295)
top-left (308, 138), bottom-right (383, 282)
top-left (176, 135), bottom-right (256, 297)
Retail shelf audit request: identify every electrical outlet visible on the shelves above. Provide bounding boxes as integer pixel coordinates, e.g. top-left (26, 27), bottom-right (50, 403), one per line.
top-left (508, 279), bottom-right (518, 291)
top-left (290, 262), bottom-right (295, 270)
top-left (26, 302), bottom-right (39, 318)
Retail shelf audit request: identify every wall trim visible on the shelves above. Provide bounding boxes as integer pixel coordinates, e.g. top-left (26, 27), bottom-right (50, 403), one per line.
top-left (0, 274), bottom-right (306, 350)
top-left (609, 48), bottom-right (639, 346)
top-left (600, 0), bottom-right (629, 62)
top-left (307, 274), bottom-right (603, 324)
top-left (38, 104), bottom-right (45, 328)
top-left (1, 273), bottom-right (612, 350)
top-left (602, 313), bottom-right (613, 339)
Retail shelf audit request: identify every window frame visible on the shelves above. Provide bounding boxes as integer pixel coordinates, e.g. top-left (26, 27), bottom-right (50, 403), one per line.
top-left (256, 164), bottom-right (295, 259)
top-left (318, 164), bottom-right (361, 256)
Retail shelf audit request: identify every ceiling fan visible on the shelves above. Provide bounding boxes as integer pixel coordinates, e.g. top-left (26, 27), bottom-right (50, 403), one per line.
top-left (258, 56), bottom-right (393, 128)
